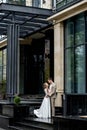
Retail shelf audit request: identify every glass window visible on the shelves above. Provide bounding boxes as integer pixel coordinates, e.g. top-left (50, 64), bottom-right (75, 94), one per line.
top-left (0, 51), bottom-right (2, 65)
top-left (75, 15), bottom-right (85, 45)
top-left (65, 13), bottom-right (86, 94)
top-left (65, 48), bottom-right (74, 93)
top-left (3, 49), bottom-right (6, 81)
top-left (0, 49), bottom-right (6, 97)
top-left (56, 0), bottom-right (77, 10)
top-left (56, 0), bottom-right (66, 9)
top-left (7, 0), bottom-right (26, 5)
top-left (75, 46), bottom-right (85, 93)
top-left (0, 66), bottom-right (2, 82)
top-left (32, 0), bottom-right (41, 7)
top-left (0, 51), bottom-right (2, 82)
top-left (65, 20), bottom-right (74, 48)
top-left (45, 39), bottom-right (50, 81)
top-left (3, 66), bottom-right (6, 80)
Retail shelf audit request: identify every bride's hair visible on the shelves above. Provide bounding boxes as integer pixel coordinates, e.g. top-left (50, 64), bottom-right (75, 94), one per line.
top-left (43, 82), bottom-right (48, 89)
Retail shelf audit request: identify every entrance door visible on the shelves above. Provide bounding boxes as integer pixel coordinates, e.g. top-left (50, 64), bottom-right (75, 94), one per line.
top-left (20, 41), bottom-right (44, 95)
top-left (20, 29), bottom-right (54, 95)
top-left (31, 40), bottom-right (45, 94)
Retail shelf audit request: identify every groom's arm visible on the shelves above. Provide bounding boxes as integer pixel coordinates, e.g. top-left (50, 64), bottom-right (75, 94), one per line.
top-left (49, 84), bottom-right (56, 96)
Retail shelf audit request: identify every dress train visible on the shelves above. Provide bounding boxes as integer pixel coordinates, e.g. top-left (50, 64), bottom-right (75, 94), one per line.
top-left (34, 96), bottom-right (51, 118)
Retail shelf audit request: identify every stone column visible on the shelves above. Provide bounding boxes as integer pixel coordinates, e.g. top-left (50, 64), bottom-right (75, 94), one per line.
top-left (54, 22), bottom-right (64, 107)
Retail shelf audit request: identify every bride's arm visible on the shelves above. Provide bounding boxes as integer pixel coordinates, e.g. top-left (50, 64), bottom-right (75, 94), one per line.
top-left (44, 88), bottom-right (50, 98)
top-left (44, 88), bottom-right (49, 97)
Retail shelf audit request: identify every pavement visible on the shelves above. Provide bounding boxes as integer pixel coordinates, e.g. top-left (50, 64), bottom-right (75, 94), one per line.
top-left (0, 128), bottom-right (6, 130)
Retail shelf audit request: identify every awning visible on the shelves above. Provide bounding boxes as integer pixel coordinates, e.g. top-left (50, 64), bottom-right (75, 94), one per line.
top-left (0, 3), bottom-right (53, 38)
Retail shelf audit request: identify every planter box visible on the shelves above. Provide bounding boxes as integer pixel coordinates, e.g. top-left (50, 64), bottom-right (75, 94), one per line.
top-left (2, 104), bottom-right (29, 119)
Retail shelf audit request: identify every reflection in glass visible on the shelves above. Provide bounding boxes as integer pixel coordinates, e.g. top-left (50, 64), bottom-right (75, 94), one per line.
top-left (32, 0), bottom-right (41, 7)
top-left (65, 13), bottom-right (86, 94)
top-left (75, 46), bottom-right (85, 93)
top-left (75, 15), bottom-right (85, 45)
top-left (56, 0), bottom-right (75, 9)
top-left (3, 49), bottom-right (6, 81)
top-left (0, 66), bottom-right (2, 82)
top-left (45, 39), bottom-right (50, 81)
top-left (7, 0), bottom-right (25, 5)
top-left (0, 51), bottom-right (2, 82)
top-left (0, 49), bottom-right (6, 98)
top-left (65, 49), bottom-right (74, 93)
top-left (65, 20), bottom-right (74, 48)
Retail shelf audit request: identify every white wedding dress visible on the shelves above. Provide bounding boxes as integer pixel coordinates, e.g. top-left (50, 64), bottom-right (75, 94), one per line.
top-left (34, 88), bottom-right (51, 118)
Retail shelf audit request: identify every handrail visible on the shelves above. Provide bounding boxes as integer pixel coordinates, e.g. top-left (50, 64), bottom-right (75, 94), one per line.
top-left (53, 0), bottom-right (83, 13)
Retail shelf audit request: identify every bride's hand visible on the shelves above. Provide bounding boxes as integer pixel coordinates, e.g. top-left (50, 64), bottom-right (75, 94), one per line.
top-left (45, 95), bottom-right (49, 98)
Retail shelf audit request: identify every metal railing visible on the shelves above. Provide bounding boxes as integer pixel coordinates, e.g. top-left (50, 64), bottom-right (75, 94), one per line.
top-left (0, 0), bottom-right (84, 10)
top-left (53, 0), bottom-right (84, 13)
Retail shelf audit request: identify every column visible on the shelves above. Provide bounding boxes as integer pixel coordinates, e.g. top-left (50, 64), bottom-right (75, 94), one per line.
top-left (54, 22), bottom-right (64, 107)
top-left (7, 23), bottom-right (19, 102)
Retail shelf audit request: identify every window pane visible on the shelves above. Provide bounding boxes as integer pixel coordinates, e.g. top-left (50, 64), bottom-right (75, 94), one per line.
top-left (65, 13), bottom-right (86, 94)
top-left (32, 0), bottom-right (41, 7)
top-left (75, 15), bottom-right (85, 45)
top-left (65, 20), bottom-right (74, 48)
top-left (7, 0), bottom-right (25, 5)
top-left (65, 48), bottom-right (74, 93)
top-left (75, 45), bottom-right (85, 93)
top-left (2, 49), bottom-right (6, 81)
top-left (0, 51), bottom-right (2, 82)
top-left (0, 51), bottom-right (2, 65)
top-left (56, 0), bottom-right (66, 9)
top-left (45, 39), bottom-right (50, 81)
top-left (0, 66), bottom-right (2, 82)
top-left (56, 0), bottom-right (74, 9)
top-left (3, 66), bottom-right (6, 81)
top-left (3, 49), bottom-right (6, 65)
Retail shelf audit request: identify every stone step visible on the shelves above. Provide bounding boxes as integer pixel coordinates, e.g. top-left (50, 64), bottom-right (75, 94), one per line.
top-left (21, 98), bottom-right (43, 116)
top-left (20, 95), bottom-right (44, 103)
top-left (16, 122), bottom-right (50, 130)
top-left (8, 125), bottom-right (23, 130)
top-left (8, 117), bottom-right (53, 130)
top-left (21, 98), bottom-right (43, 103)
top-left (8, 124), bottom-right (36, 130)
top-left (24, 117), bottom-right (53, 126)
top-left (20, 117), bottom-right (53, 130)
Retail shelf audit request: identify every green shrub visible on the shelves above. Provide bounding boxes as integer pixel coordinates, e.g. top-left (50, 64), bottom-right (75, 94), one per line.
top-left (14, 96), bottom-right (20, 105)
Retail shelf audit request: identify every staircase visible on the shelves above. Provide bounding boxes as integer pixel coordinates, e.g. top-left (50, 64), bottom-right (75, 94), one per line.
top-left (8, 95), bottom-right (53, 130)
top-left (20, 95), bottom-right (43, 116)
top-left (8, 117), bottom-right (53, 130)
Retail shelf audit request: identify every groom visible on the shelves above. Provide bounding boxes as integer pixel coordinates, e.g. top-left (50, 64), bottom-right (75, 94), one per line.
top-left (47, 78), bottom-right (56, 117)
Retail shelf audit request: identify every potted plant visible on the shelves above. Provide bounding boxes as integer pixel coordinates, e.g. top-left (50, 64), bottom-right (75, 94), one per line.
top-left (14, 94), bottom-right (21, 105)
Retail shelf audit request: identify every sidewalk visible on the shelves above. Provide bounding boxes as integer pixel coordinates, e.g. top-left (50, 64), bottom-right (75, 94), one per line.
top-left (0, 128), bottom-right (6, 130)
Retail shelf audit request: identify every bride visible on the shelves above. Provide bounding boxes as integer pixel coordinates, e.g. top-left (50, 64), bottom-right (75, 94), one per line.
top-left (34, 82), bottom-right (51, 118)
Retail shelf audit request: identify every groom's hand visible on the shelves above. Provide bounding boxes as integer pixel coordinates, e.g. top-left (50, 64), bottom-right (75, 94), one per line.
top-left (45, 95), bottom-right (49, 98)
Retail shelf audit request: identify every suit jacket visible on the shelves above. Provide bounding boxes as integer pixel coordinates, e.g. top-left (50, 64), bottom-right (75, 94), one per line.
top-left (49, 82), bottom-right (56, 99)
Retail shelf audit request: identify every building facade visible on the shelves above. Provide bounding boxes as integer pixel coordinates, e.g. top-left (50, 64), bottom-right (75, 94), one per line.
top-left (48, 0), bottom-right (87, 114)
top-left (0, 0), bottom-right (87, 115)
top-left (0, 0), bottom-right (54, 102)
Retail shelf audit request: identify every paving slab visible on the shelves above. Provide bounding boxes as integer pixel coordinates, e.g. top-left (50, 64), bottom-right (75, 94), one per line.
top-left (0, 128), bottom-right (6, 130)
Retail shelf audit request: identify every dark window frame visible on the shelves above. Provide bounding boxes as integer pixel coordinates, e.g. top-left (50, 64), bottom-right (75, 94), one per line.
top-left (64, 12), bottom-right (87, 94)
